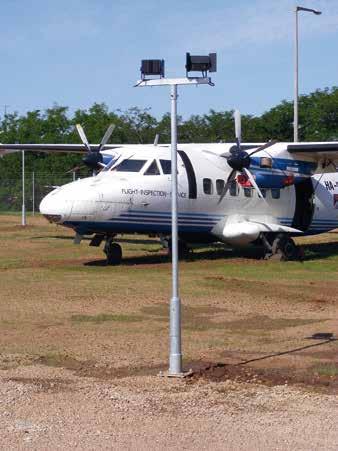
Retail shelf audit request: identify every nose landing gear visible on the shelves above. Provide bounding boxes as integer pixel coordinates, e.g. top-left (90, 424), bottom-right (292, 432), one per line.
top-left (104, 238), bottom-right (122, 265)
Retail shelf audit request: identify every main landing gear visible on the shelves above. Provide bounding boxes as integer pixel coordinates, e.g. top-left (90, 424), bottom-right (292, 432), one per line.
top-left (167, 238), bottom-right (191, 260)
top-left (104, 237), bottom-right (122, 265)
top-left (261, 233), bottom-right (303, 261)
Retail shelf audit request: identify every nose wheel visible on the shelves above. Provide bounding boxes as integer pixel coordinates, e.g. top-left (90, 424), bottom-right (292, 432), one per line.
top-left (104, 239), bottom-right (122, 265)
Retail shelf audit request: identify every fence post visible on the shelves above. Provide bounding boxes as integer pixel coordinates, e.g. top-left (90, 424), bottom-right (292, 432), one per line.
top-left (32, 171), bottom-right (35, 216)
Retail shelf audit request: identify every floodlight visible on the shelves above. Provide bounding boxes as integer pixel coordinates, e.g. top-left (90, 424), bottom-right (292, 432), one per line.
top-left (140, 59), bottom-right (165, 79)
top-left (296, 6), bottom-right (321, 15)
top-left (186, 53), bottom-right (217, 77)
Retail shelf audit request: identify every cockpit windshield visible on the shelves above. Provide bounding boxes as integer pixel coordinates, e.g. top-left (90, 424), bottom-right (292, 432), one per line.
top-left (114, 159), bottom-right (147, 172)
top-left (159, 159), bottom-right (171, 174)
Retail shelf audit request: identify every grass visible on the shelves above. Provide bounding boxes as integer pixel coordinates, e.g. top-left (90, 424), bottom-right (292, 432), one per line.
top-left (313, 364), bottom-right (338, 377)
top-left (71, 313), bottom-right (143, 323)
top-left (0, 213), bottom-right (337, 378)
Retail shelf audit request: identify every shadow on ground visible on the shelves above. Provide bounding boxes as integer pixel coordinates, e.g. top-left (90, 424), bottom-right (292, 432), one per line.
top-left (83, 247), bottom-right (266, 266)
top-left (303, 240), bottom-right (338, 261)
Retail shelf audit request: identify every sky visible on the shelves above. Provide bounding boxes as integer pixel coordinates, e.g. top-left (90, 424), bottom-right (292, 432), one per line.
top-left (0, 0), bottom-right (338, 120)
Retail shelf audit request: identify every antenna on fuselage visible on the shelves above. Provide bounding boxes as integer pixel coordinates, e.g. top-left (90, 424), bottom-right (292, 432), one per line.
top-left (153, 134), bottom-right (160, 146)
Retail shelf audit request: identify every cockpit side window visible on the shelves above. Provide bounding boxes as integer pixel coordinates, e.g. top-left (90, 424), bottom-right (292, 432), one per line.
top-left (160, 159), bottom-right (171, 174)
top-left (114, 159), bottom-right (147, 172)
top-left (144, 160), bottom-right (160, 175)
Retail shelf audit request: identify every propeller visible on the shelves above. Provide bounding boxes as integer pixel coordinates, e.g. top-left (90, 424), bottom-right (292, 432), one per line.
top-left (220, 110), bottom-right (267, 201)
top-left (65, 123), bottom-right (116, 175)
top-left (77, 123), bottom-right (116, 171)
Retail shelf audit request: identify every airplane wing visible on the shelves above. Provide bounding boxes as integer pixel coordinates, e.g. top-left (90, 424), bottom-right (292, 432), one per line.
top-left (0, 143), bottom-right (127, 156)
top-left (287, 143), bottom-right (338, 170)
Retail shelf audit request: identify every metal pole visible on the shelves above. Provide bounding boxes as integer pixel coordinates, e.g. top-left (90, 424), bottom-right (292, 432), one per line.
top-left (32, 171), bottom-right (35, 216)
top-left (73, 171), bottom-right (76, 182)
top-left (169, 83), bottom-right (182, 375)
top-left (21, 150), bottom-right (26, 226)
top-left (294, 7), bottom-right (299, 142)
top-left (3, 105), bottom-right (9, 133)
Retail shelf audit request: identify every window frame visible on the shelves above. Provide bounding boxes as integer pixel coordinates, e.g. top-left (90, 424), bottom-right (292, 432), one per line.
top-left (144, 159), bottom-right (160, 176)
top-left (244, 187), bottom-right (253, 198)
top-left (271, 188), bottom-right (281, 199)
top-left (203, 178), bottom-right (214, 195)
top-left (114, 158), bottom-right (147, 173)
top-left (159, 159), bottom-right (172, 175)
top-left (216, 179), bottom-right (226, 195)
top-left (229, 180), bottom-right (239, 197)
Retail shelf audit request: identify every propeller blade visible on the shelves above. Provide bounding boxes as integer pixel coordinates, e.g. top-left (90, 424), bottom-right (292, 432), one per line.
top-left (247, 140), bottom-right (291, 180)
top-left (98, 124), bottom-right (116, 152)
top-left (248, 140), bottom-right (278, 157)
top-left (234, 110), bottom-right (241, 151)
top-left (218, 169), bottom-right (237, 204)
top-left (65, 164), bottom-right (84, 174)
top-left (243, 167), bottom-right (267, 202)
top-left (76, 124), bottom-right (91, 153)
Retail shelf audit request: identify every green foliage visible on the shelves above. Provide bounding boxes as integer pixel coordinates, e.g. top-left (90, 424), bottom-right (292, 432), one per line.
top-left (1, 86), bottom-right (337, 188)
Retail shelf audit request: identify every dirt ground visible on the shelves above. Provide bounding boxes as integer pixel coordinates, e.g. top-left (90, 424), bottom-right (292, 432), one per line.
top-left (0, 214), bottom-right (338, 449)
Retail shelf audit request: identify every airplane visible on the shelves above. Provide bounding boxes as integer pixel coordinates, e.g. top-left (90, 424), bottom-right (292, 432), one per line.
top-left (0, 113), bottom-right (338, 264)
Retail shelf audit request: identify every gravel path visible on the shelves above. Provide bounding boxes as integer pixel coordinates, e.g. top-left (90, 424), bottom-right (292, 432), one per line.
top-left (0, 365), bottom-right (337, 450)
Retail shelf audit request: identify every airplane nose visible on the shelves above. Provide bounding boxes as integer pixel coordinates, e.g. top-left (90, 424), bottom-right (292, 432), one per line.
top-left (39, 188), bottom-right (72, 223)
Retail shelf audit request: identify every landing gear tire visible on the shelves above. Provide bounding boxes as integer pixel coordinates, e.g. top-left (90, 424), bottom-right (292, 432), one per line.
top-left (104, 241), bottom-right (122, 265)
top-left (168, 239), bottom-right (190, 260)
top-left (265, 234), bottom-right (301, 261)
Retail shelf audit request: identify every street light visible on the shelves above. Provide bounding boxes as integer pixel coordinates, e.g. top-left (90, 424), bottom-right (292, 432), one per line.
top-left (294, 6), bottom-right (322, 142)
top-left (136, 55), bottom-right (216, 377)
top-left (22, 150), bottom-right (26, 226)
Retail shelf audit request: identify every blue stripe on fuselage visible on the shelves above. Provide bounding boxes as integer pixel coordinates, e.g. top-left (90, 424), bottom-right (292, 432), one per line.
top-left (63, 220), bottom-right (214, 235)
top-left (250, 157), bottom-right (317, 175)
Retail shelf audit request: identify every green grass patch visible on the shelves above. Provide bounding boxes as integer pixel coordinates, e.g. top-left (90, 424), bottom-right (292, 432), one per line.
top-left (313, 363), bottom-right (338, 377)
top-left (71, 313), bottom-right (143, 323)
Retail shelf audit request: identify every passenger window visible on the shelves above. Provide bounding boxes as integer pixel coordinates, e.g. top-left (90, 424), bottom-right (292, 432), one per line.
top-left (144, 160), bottom-right (160, 175)
top-left (271, 188), bottom-right (280, 199)
top-left (203, 178), bottom-right (213, 195)
top-left (216, 179), bottom-right (225, 195)
top-left (160, 159), bottom-right (171, 174)
top-left (244, 187), bottom-right (253, 198)
top-left (229, 180), bottom-right (238, 196)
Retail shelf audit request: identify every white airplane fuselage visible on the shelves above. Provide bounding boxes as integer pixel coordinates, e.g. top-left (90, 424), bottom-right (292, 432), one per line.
top-left (39, 144), bottom-right (338, 248)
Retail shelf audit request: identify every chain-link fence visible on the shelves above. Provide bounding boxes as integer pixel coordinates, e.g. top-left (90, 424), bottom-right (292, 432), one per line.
top-left (0, 173), bottom-right (81, 212)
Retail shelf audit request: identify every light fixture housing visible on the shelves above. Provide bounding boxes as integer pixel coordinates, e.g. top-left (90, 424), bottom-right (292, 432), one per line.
top-left (296, 6), bottom-right (322, 15)
top-left (185, 53), bottom-right (217, 77)
top-left (140, 59), bottom-right (165, 79)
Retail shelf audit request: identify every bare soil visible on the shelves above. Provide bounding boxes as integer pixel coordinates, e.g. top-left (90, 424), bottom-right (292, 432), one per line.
top-left (0, 215), bottom-right (338, 449)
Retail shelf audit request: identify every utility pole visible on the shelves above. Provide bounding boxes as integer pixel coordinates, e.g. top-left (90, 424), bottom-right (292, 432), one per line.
top-left (293, 6), bottom-right (322, 142)
top-left (3, 105), bottom-right (10, 133)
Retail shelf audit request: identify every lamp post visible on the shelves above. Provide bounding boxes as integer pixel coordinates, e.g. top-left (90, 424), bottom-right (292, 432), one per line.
top-left (136, 55), bottom-right (216, 376)
top-left (32, 171), bottom-right (35, 216)
top-left (294, 6), bottom-right (322, 142)
top-left (21, 150), bottom-right (26, 226)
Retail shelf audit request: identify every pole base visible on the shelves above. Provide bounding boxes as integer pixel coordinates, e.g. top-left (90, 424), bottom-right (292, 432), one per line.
top-left (158, 369), bottom-right (193, 378)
